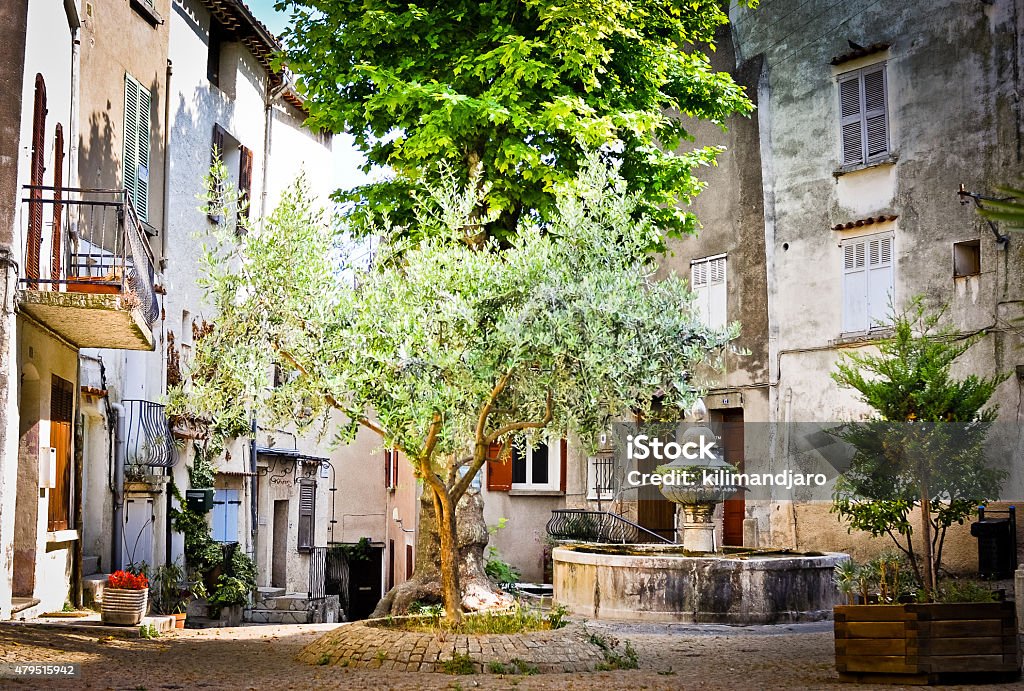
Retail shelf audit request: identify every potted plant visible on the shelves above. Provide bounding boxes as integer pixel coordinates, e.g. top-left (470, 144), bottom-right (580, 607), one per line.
top-left (102, 570), bottom-right (149, 625)
top-left (829, 301), bottom-right (1019, 683)
top-left (150, 560), bottom-right (202, 628)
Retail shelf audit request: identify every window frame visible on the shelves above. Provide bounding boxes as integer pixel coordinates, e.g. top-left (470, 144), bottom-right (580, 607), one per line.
top-left (837, 62), bottom-right (890, 167)
top-left (840, 231), bottom-right (894, 335)
top-left (690, 254), bottom-right (728, 329)
top-left (586, 454), bottom-right (616, 501)
top-left (510, 437), bottom-right (562, 492)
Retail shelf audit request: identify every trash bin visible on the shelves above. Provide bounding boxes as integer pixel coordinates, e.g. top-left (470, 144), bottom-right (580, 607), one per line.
top-left (971, 517), bottom-right (1015, 579)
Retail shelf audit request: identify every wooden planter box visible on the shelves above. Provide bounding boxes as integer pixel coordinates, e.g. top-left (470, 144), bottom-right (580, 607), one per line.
top-left (835, 602), bottom-right (1020, 684)
top-left (101, 588), bottom-right (148, 626)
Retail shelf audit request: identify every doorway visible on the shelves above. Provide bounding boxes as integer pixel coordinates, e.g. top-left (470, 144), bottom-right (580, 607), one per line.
top-left (346, 545), bottom-right (384, 620)
top-left (716, 409), bottom-right (745, 546)
top-left (272, 500), bottom-right (289, 588)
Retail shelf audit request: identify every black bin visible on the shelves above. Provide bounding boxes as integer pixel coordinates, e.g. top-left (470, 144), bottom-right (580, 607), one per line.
top-left (970, 514), bottom-right (1015, 579)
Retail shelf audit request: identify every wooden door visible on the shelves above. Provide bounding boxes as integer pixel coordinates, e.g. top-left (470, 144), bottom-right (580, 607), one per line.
top-left (48, 376), bottom-right (74, 531)
top-left (637, 445), bottom-right (676, 541)
top-left (719, 409), bottom-right (745, 546)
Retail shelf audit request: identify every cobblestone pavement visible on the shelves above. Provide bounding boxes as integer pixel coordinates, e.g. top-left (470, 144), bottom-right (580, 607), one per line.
top-left (0, 620), bottom-right (1021, 690)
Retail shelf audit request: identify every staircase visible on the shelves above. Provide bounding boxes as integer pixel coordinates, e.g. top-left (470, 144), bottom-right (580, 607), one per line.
top-left (244, 587), bottom-right (341, 624)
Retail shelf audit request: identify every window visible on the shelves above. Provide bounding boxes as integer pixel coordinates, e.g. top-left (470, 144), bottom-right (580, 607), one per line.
top-left (211, 488), bottom-right (241, 543)
top-left (123, 73), bottom-right (151, 221)
top-left (511, 438), bottom-right (563, 491)
top-left (691, 255), bottom-right (727, 328)
top-left (587, 455), bottom-right (615, 501)
top-left (48, 375), bottom-right (74, 532)
top-left (838, 64), bottom-right (889, 166)
top-left (842, 233), bottom-right (893, 333)
top-left (297, 479), bottom-right (315, 552)
top-left (208, 21), bottom-right (224, 87)
top-left (953, 240), bottom-right (981, 278)
top-left (384, 448), bottom-right (399, 490)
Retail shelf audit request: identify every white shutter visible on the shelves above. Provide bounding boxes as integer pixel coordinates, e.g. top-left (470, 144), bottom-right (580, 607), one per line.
top-left (123, 75), bottom-right (139, 209)
top-left (839, 74), bottom-right (863, 165)
top-left (691, 260), bottom-right (710, 324)
top-left (708, 257), bottom-right (727, 329)
top-left (842, 240), bottom-right (868, 332)
top-left (862, 67), bottom-right (888, 161)
top-left (124, 498), bottom-right (154, 568)
top-left (866, 235), bottom-right (894, 328)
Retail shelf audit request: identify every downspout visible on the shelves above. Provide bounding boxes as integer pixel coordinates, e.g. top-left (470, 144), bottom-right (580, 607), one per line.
top-left (110, 403), bottom-right (126, 572)
top-left (160, 59), bottom-right (172, 270)
top-left (72, 359), bottom-right (83, 607)
top-left (261, 77), bottom-right (290, 218)
top-left (69, 11), bottom-right (83, 607)
top-left (250, 418), bottom-right (258, 561)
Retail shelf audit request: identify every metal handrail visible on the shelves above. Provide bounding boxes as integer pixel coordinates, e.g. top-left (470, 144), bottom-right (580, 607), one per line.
top-left (546, 508), bottom-right (675, 544)
top-left (19, 185), bottom-right (159, 325)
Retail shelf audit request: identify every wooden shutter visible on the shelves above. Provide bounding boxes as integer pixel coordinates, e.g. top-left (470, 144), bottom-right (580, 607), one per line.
top-left (405, 544), bottom-right (414, 579)
top-left (26, 74), bottom-right (47, 287)
top-left (866, 235), bottom-right (894, 328)
top-left (862, 66), bottom-right (888, 161)
top-left (51, 124), bottom-right (64, 281)
top-left (48, 376), bottom-right (74, 532)
top-left (485, 442), bottom-right (512, 491)
top-left (212, 488), bottom-right (240, 543)
top-left (839, 73), bottom-right (863, 165)
top-left (297, 479), bottom-right (315, 552)
top-left (209, 124), bottom-right (225, 222)
top-left (842, 239), bottom-right (868, 333)
top-left (559, 439), bottom-right (567, 494)
top-left (123, 74), bottom-right (151, 221)
top-left (237, 145), bottom-right (253, 227)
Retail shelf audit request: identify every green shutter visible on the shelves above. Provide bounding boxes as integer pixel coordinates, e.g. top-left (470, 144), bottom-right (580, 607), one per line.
top-left (123, 74), bottom-right (151, 221)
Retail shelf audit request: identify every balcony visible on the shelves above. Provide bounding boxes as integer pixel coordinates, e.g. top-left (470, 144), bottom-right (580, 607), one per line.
top-left (18, 186), bottom-right (159, 350)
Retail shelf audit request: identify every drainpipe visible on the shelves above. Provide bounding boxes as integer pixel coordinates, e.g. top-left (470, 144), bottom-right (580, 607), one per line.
top-left (261, 78), bottom-right (290, 218)
top-left (160, 59), bottom-right (172, 269)
top-left (250, 418), bottom-right (258, 559)
top-left (110, 402), bottom-right (126, 572)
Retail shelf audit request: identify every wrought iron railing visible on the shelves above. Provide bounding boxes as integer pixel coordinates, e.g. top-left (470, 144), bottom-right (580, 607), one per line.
top-left (20, 185), bottom-right (159, 325)
top-left (123, 399), bottom-right (176, 468)
top-left (546, 509), bottom-right (675, 544)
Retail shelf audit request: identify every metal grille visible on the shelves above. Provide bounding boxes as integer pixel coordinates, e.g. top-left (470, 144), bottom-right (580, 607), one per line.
top-left (546, 509), bottom-right (675, 544)
top-left (123, 399), bottom-right (176, 468)
top-left (309, 546), bottom-right (327, 600)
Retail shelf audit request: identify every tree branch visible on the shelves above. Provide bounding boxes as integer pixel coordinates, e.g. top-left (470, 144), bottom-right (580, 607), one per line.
top-left (484, 390), bottom-right (553, 444)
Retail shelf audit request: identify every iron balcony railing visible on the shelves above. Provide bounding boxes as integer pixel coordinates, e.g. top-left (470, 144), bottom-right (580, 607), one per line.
top-left (546, 508), bottom-right (675, 544)
top-left (123, 399), bottom-right (176, 468)
top-left (20, 185), bottom-right (159, 325)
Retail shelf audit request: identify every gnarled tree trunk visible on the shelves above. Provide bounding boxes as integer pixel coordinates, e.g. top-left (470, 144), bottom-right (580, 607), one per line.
top-left (371, 487), bottom-right (514, 617)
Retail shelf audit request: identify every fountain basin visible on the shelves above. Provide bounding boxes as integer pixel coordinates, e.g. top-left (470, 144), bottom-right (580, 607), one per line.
top-left (553, 544), bottom-right (848, 624)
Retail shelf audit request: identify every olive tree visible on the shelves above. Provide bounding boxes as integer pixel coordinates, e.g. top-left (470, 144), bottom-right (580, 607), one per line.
top-left (172, 160), bottom-right (737, 621)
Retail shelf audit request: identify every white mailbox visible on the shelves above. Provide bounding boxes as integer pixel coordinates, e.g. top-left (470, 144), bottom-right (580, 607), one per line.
top-left (40, 447), bottom-right (57, 489)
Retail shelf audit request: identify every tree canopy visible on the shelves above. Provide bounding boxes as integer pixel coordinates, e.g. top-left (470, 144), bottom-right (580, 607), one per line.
top-left (276, 0), bottom-right (756, 244)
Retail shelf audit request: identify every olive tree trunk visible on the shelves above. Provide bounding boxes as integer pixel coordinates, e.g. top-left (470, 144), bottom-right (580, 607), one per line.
top-left (371, 487), bottom-right (514, 618)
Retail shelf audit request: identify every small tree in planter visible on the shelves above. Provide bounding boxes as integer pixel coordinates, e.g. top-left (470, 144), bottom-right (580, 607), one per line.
top-left (831, 300), bottom-right (1007, 599)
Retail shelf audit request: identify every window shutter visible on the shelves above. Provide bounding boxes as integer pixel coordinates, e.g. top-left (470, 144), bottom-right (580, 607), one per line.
top-left (135, 83), bottom-right (151, 221)
top-left (209, 125), bottom-right (225, 222)
top-left (51, 124), bottom-right (64, 281)
top-left (866, 235), bottom-right (894, 328)
top-left (708, 257), bottom-right (727, 329)
top-left (392, 449), bottom-right (399, 488)
top-left (559, 439), bottom-right (567, 494)
top-left (212, 493), bottom-right (226, 542)
top-left (485, 442), bottom-right (512, 491)
top-left (691, 260), bottom-right (710, 324)
top-left (839, 74), bottom-right (863, 165)
top-left (862, 67), bottom-right (888, 161)
top-left (26, 74), bottom-right (47, 287)
top-left (842, 240), bottom-right (868, 332)
top-left (297, 479), bottom-right (315, 552)
top-left (123, 75), bottom-right (140, 215)
top-left (237, 145), bottom-right (253, 227)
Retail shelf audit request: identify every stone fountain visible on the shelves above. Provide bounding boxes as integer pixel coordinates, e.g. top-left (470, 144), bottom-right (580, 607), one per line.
top-left (657, 399), bottom-right (740, 552)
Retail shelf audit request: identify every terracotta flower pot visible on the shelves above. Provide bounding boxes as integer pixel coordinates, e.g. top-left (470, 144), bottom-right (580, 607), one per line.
top-left (101, 588), bottom-right (148, 626)
top-left (173, 612), bottom-right (186, 629)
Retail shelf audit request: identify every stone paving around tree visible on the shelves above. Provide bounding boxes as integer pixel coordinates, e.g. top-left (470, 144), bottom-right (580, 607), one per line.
top-left (295, 621), bottom-right (606, 673)
top-left (0, 619), bottom-right (1021, 689)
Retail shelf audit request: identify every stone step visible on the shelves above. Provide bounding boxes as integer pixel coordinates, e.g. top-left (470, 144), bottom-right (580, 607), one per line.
top-left (11, 597), bottom-right (42, 621)
top-left (244, 608), bottom-right (311, 625)
top-left (82, 555), bottom-right (100, 576)
top-left (184, 616), bottom-right (230, 629)
top-left (256, 586), bottom-right (286, 600)
top-left (265, 593), bottom-right (313, 611)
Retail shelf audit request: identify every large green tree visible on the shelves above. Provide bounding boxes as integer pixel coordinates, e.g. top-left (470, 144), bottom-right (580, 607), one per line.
top-left (277, 0), bottom-right (755, 244)
top-left (172, 159), bottom-right (736, 621)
